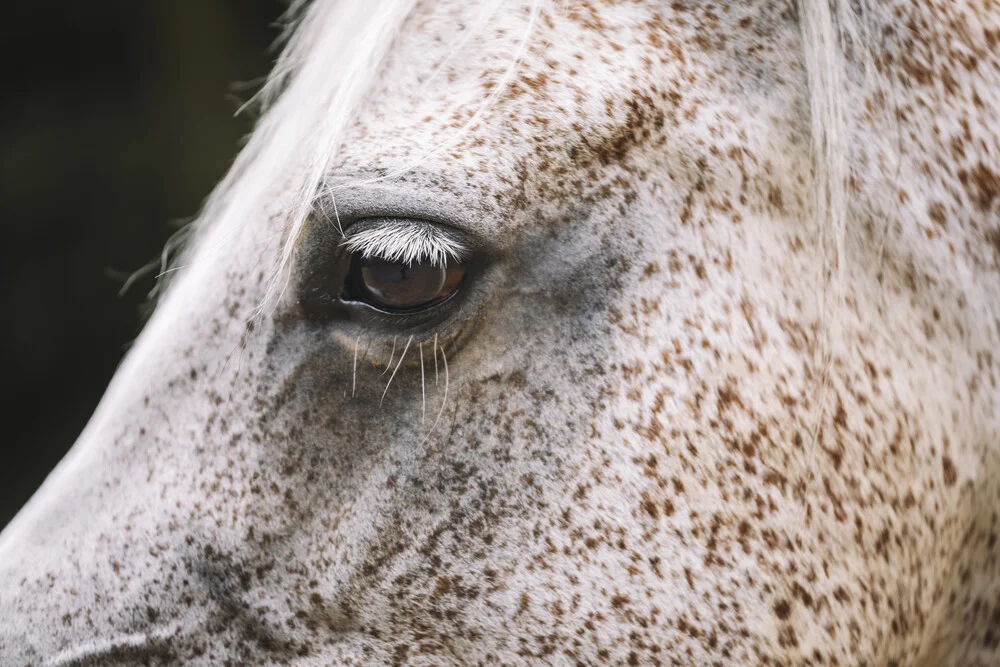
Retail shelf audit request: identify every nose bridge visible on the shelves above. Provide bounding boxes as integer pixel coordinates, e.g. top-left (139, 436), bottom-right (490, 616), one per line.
top-left (0, 501), bottom-right (239, 666)
top-left (0, 253), bottom-right (266, 664)
top-left (0, 393), bottom-right (189, 656)
top-left (0, 455), bottom-right (148, 662)
top-left (0, 390), bottom-right (240, 661)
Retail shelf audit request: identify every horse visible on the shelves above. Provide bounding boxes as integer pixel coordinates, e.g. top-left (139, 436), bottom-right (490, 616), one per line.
top-left (2, 0), bottom-right (999, 664)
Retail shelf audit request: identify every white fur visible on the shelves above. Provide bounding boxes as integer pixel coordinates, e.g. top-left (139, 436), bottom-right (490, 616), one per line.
top-left (3, 2), bottom-right (998, 665)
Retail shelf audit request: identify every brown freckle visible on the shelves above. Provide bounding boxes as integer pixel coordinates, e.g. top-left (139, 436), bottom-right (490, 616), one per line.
top-left (778, 624), bottom-right (798, 648)
top-left (640, 493), bottom-right (659, 520)
top-left (833, 402), bottom-right (848, 430)
top-left (959, 162), bottom-right (1000, 211)
top-left (762, 471), bottom-right (785, 491)
top-left (767, 185), bottom-right (784, 213)
top-left (796, 586), bottom-right (814, 609)
top-left (667, 252), bottom-right (683, 274)
top-left (942, 456), bottom-right (958, 487)
top-left (927, 201), bottom-right (947, 228)
top-left (507, 369), bottom-right (527, 389)
top-left (717, 383), bottom-right (744, 414)
top-left (823, 478), bottom-right (847, 521)
top-left (987, 227), bottom-right (1000, 260)
top-left (663, 499), bottom-right (675, 516)
top-left (432, 577), bottom-right (453, 600)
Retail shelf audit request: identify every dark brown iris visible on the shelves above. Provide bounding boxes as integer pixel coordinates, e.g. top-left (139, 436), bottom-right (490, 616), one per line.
top-left (348, 255), bottom-right (465, 312)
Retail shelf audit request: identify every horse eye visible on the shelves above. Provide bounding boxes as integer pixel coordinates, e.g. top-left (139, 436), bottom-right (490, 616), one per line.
top-left (346, 254), bottom-right (466, 312)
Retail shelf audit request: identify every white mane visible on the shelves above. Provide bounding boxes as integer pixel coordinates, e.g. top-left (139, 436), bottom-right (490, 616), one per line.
top-left (799, 0), bottom-right (884, 303)
top-left (177, 0), bottom-right (420, 316)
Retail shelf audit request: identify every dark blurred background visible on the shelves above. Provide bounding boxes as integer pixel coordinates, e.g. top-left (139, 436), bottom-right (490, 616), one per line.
top-left (0, 2), bottom-right (283, 528)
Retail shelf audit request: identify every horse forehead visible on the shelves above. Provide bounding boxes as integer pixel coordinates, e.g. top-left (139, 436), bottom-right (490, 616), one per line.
top-left (334, 0), bottom-right (802, 194)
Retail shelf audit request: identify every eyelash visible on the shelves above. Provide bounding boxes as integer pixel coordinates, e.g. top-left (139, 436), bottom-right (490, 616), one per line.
top-left (339, 219), bottom-right (469, 268)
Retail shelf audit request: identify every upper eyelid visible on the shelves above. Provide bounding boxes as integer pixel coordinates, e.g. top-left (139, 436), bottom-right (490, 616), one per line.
top-left (311, 177), bottom-right (503, 248)
top-left (340, 218), bottom-right (470, 267)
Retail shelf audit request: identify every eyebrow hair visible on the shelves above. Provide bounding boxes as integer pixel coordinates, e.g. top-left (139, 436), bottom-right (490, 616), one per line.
top-left (340, 219), bottom-right (469, 266)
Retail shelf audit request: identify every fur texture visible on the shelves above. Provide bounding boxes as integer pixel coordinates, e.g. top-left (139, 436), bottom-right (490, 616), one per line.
top-left (1, 1), bottom-right (999, 665)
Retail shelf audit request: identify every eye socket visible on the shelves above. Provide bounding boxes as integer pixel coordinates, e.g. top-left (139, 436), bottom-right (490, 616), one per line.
top-left (297, 217), bottom-right (472, 322)
top-left (344, 253), bottom-right (466, 313)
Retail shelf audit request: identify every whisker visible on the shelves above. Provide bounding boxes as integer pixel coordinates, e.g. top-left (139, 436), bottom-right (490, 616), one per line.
top-left (44, 623), bottom-right (180, 666)
top-left (433, 333), bottom-right (439, 386)
top-left (381, 335), bottom-right (412, 406)
top-left (151, 264), bottom-right (191, 281)
top-left (382, 337), bottom-right (397, 377)
top-left (419, 341), bottom-right (426, 423)
top-left (359, 335), bottom-right (372, 368)
top-left (420, 344), bottom-right (449, 447)
top-left (331, 192), bottom-right (345, 238)
top-left (352, 334), bottom-right (360, 398)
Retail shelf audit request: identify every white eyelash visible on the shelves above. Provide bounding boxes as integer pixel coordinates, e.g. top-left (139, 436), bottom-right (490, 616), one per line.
top-left (340, 220), bottom-right (468, 267)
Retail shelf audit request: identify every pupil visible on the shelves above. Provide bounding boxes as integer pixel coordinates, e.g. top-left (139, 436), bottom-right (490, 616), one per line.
top-left (359, 256), bottom-right (447, 309)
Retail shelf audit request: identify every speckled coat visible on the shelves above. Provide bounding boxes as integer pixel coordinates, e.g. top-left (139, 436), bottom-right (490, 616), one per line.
top-left (1, 1), bottom-right (999, 665)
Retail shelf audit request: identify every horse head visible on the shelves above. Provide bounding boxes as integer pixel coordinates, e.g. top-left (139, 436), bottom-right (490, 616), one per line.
top-left (2, 1), bottom-right (999, 664)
